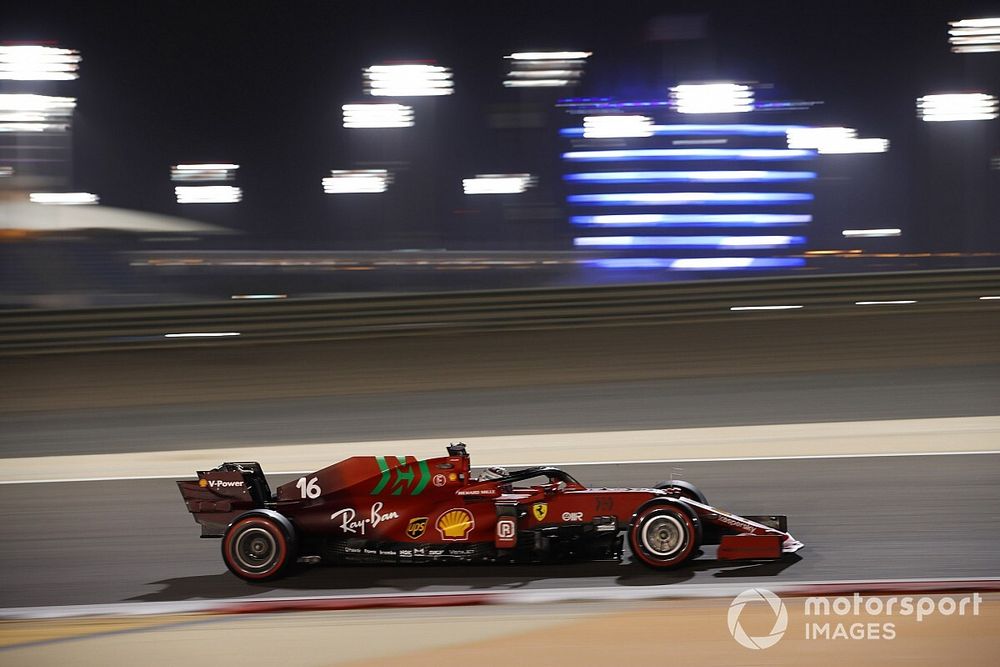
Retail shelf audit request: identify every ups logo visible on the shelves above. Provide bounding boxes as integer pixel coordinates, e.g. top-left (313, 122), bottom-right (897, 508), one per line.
top-left (406, 517), bottom-right (428, 539)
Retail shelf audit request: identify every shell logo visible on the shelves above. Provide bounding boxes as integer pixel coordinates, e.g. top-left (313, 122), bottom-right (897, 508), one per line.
top-left (436, 508), bottom-right (475, 540)
top-left (198, 478), bottom-right (208, 488)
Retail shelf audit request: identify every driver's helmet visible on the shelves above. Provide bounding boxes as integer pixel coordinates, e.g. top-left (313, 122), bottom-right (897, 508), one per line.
top-left (480, 465), bottom-right (508, 481)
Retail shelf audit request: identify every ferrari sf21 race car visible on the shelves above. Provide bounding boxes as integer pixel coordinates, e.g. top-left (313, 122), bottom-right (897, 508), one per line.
top-left (177, 443), bottom-right (803, 580)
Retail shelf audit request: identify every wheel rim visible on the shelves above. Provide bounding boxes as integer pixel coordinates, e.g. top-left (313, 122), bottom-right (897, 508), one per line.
top-left (641, 514), bottom-right (685, 557)
top-left (233, 527), bottom-right (278, 571)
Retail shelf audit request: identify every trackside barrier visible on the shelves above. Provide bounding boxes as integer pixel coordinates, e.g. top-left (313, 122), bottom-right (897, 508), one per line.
top-left (0, 268), bottom-right (998, 355)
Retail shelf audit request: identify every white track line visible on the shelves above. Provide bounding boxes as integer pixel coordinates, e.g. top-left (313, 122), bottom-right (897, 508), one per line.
top-left (2, 450), bottom-right (998, 485)
top-left (3, 416), bottom-right (998, 485)
top-left (3, 577), bottom-right (999, 619)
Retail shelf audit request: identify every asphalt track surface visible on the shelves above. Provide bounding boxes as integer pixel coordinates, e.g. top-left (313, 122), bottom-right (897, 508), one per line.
top-left (2, 453), bottom-right (999, 609)
top-left (3, 364), bottom-right (1000, 458)
top-left (2, 308), bottom-right (998, 610)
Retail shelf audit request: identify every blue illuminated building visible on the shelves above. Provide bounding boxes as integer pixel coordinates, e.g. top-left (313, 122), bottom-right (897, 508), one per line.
top-left (559, 103), bottom-right (819, 271)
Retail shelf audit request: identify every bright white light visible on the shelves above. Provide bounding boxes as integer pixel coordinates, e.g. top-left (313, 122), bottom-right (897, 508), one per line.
top-left (171, 164), bottom-right (239, 182)
top-left (572, 213), bottom-right (812, 226)
top-left (507, 52), bottom-right (591, 60)
top-left (671, 83), bottom-right (753, 114)
top-left (568, 192), bottom-right (811, 205)
top-left (980, 296), bottom-right (1000, 300)
top-left (950, 44), bottom-right (1000, 53)
top-left (504, 79), bottom-right (576, 88)
top-left (0, 45), bottom-right (80, 81)
top-left (504, 51), bottom-right (589, 88)
top-left (583, 115), bottom-right (654, 138)
top-left (0, 94), bottom-right (76, 112)
top-left (952, 18), bottom-right (1000, 27)
top-left (164, 332), bottom-right (241, 338)
top-left (0, 122), bottom-right (68, 132)
top-left (0, 94), bottom-right (75, 132)
top-left (175, 186), bottom-right (242, 203)
top-left (0, 93), bottom-right (76, 133)
top-left (949, 18), bottom-right (1000, 53)
top-left (573, 236), bottom-right (801, 248)
top-left (854, 300), bottom-right (917, 306)
top-left (786, 127), bottom-right (855, 148)
top-left (342, 103), bottom-right (414, 128)
top-left (672, 258), bottom-right (755, 269)
top-left (565, 171), bottom-right (816, 184)
top-left (29, 192), bottom-right (99, 205)
top-left (786, 127), bottom-right (888, 154)
top-left (323, 169), bottom-right (391, 194)
top-left (730, 305), bottom-right (804, 311)
top-left (918, 93), bottom-right (999, 121)
top-left (231, 294), bottom-right (287, 300)
top-left (718, 235), bottom-right (799, 247)
top-left (842, 228), bottom-right (901, 238)
top-left (173, 163), bottom-right (239, 170)
top-left (563, 148), bottom-right (814, 161)
top-left (817, 137), bottom-right (889, 154)
top-left (0, 111), bottom-right (54, 122)
top-left (462, 174), bottom-right (535, 195)
top-left (507, 70), bottom-right (580, 79)
top-left (0, 166), bottom-right (12, 177)
top-left (364, 64), bottom-right (453, 97)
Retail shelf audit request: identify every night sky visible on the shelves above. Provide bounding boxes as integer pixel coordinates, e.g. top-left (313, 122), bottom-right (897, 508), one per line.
top-left (2, 1), bottom-right (997, 248)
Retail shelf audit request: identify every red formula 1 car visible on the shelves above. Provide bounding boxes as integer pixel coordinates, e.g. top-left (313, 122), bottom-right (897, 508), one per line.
top-left (178, 443), bottom-right (803, 580)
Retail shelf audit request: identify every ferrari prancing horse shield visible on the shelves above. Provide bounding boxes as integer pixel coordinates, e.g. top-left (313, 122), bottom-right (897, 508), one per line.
top-left (532, 502), bottom-right (548, 521)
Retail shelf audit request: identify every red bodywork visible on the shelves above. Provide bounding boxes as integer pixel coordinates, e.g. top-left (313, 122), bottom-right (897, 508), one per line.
top-left (178, 444), bottom-right (803, 572)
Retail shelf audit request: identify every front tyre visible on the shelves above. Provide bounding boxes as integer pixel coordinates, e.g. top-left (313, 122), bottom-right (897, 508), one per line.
top-left (222, 516), bottom-right (295, 581)
top-left (629, 504), bottom-right (698, 569)
top-left (654, 480), bottom-right (708, 505)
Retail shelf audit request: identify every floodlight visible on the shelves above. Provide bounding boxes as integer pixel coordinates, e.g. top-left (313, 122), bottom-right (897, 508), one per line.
top-left (949, 18), bottom-right (1000, 53)
top-left (364, 64), bottom-right (453, 97)
top-left (503, 51), bottom-right (589, 88)
top-left (171, 164), bottom-right (239, 182)
top-left (462, 174), bottom-right (535, 194)
top-left (29, 192), bottom-right (98, 205)
top-left (670, 83), bottom-right (753, 114)
top-left (175, 186), bottom-right (242, 203)
top-left (0, 94), bottom-right (76, 132)
top-left (582, 115), bottom-right (654, 138)
top-left (322, 169), bottom-right (391, 193)
top-left (918, 93), bottom-right (999, 121)
top-left (0, 45), bottom-right (80, 81)
top-left (342, 103), bottom-right (414, 128)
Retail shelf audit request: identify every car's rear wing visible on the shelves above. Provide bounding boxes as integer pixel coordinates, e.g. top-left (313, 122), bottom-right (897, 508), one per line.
top-left (177, 462), bottom-right (272, 537)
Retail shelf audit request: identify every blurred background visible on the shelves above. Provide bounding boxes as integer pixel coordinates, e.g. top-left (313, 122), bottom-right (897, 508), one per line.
top-left (0, 0), bottom-right (998, 307)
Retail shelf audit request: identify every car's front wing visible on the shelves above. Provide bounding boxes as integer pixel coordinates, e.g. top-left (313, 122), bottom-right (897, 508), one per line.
top-left (683, 499), bottom-right (804, 560)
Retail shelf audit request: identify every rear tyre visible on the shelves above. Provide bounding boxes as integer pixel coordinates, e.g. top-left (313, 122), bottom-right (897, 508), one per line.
top-left (222, 515), bottom-right (295, 581)
top-left (629, 504), bottom-right (698, 569)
